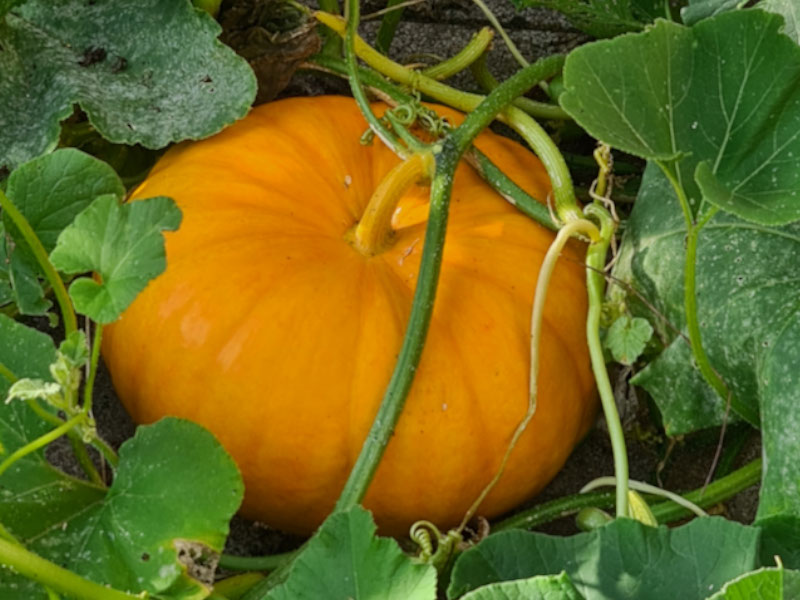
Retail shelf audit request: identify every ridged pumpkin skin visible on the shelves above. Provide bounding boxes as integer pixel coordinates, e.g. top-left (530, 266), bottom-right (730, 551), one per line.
top-left (103, 96), bottom-right (596, 536)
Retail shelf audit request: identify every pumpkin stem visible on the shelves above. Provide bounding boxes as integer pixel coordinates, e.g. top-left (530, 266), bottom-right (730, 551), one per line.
top-left (352, 151), bottom-right (435, 256)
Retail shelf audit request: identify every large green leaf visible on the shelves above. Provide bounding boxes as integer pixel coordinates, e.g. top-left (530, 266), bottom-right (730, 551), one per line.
top-left (266, 506), bottom-right (437, 600)
top-left (0, 0), bottom-right (256, 172)
top-left (448, 518), bottom-right (760, 600)
top-left (561, 10), bottom-right (800, 225)
top-left (50, 194), bottom-right (181, 323)
top-left (614, 164), bottom-right (800, 517)
top-left (1, 418), bottom-right (243, 599)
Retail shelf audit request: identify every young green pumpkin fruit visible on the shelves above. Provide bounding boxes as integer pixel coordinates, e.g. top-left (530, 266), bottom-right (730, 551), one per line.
top-left (102, 96), bottom-right (596, 535)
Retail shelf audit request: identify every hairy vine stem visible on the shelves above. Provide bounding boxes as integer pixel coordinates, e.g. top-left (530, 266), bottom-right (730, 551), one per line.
top-left (421, 27), bottom-right (494, 81)
top-left (583, 203), bottom-right (628, 517)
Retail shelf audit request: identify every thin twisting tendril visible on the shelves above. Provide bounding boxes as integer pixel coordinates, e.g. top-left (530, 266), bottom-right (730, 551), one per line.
top-left (457, 218), bottom-right (600, 533)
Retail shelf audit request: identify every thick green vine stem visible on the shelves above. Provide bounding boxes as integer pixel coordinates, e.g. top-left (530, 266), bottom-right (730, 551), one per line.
top-left (650, 457), bottom-right (762, 522)
top-left (213, 573), bottom-right (266, 599)
top-left (464, 149), bottom-right (556, 230)
top-left (470, 53), bottom-right (570, 121)
top-left (583, 202), bottom-right (628, 518)
top-left (343, 0), bottom-right (409, 159)
top-left (335, 42), bottom-right (577, 514)
top-left (0, 189), bottom-right (77, 335)
top-left (581, 477), bottom-right (707, 518)
top-left (218, 551), bottom-right (297, 572)
top-left (0, 537), bottom-right (141, 600)
top-left (421, 27), bottom-right (494, 81)
top-left (493, 457), bottom-right (762, 531)
top-left (0, 413), bottom-right (88, 478)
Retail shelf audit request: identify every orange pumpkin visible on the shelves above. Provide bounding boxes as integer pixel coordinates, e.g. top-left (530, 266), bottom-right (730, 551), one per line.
top-left (103, 96), bottom-right (596, 536)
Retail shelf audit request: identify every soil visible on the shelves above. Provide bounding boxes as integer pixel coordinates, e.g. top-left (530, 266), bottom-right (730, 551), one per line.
top-left (46, 0), bottom-right (760, 560)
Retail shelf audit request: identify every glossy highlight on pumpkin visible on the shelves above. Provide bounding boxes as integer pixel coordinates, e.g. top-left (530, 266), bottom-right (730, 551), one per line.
top-left (103, 96), bottom-right (596, 536)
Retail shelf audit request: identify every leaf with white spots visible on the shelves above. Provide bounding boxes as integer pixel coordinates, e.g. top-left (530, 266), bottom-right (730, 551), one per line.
top-left (0, 0), bottom-right (256, 172)
top-left (0, 418), bottom-right (243, 599)
top-left (561, 10), bottom-right (800, 225)
top-left (615, 164), bottom-right (800, 518)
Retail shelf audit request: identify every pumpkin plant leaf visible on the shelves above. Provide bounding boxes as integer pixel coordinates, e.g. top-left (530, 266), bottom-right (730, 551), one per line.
top-left (3, 149), bottom-right (125, 255)
top-left (1, 148), bottom-right (125, 315)
top-left (460, 572), bottom-right (584, 600)
top-left (603, 315), bottom-right (653, 365)
top-left (1, 418), bottom-right (244, 599)
top-left (560, 10), bottom-right (800, 225)
top-left (49, 194), bottom-right (181, 324)
top-left (507, 0), bottom-right (663, 38)
top-left (681, 0), bottom-right (747, 25)
top-left (447, 517), bottom-right (760, 600)
top-left (759, 0), bottom-right (799, 43)
top-left (614, 164), bottom-right (800, 516)
top-left (0, 0), bottom-right (256, 172)
top-left (266, 505), bottom-right (437, 600)
top-left (705, 567), bottom-right (800, 600)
